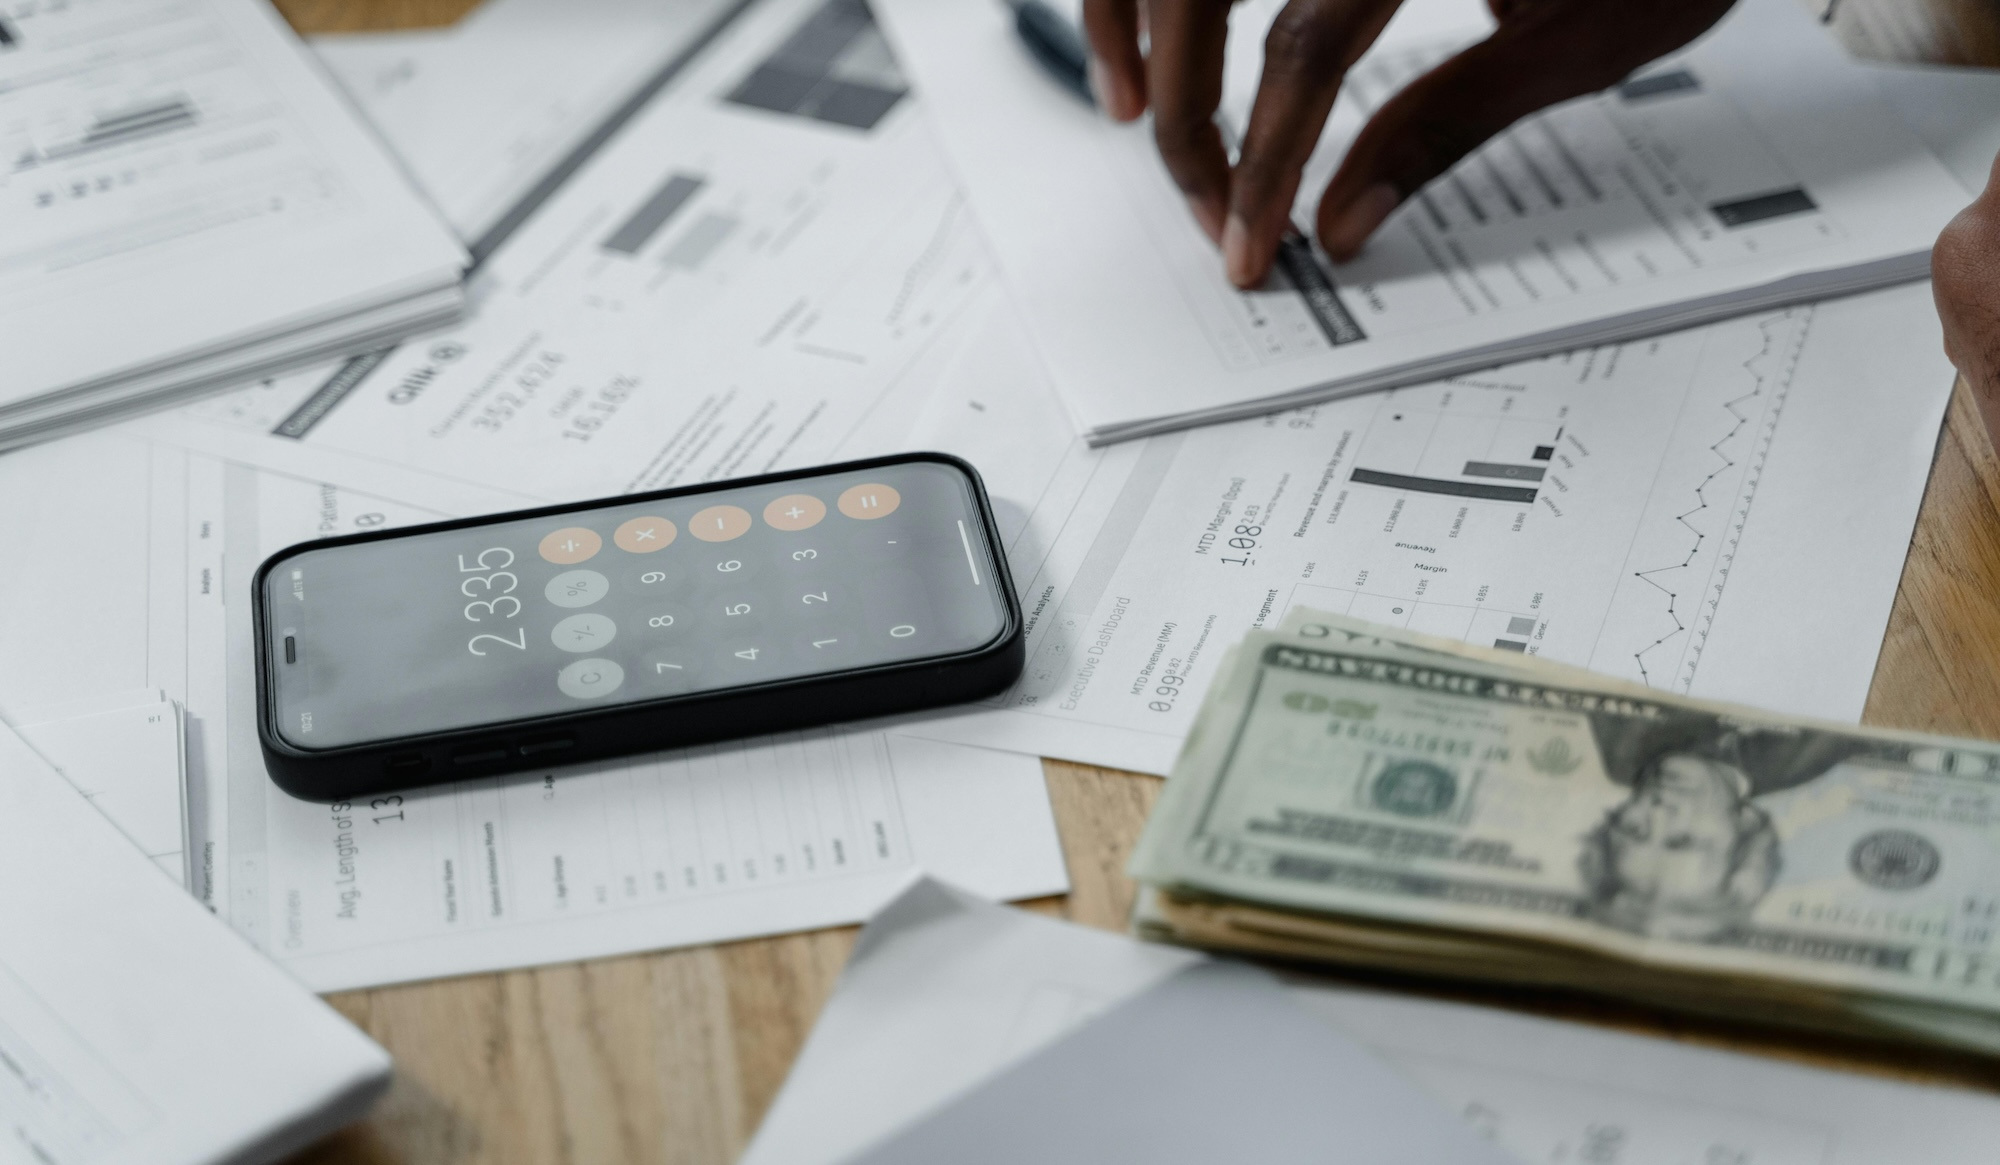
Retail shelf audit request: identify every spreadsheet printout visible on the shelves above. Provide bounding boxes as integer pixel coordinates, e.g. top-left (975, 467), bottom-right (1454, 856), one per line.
top-left (875, 0), bottom-right (1971, 442)
top-left (138, 0), bottom-right (984, 510)
top-left (892, 280), bottom-right (1955, 775)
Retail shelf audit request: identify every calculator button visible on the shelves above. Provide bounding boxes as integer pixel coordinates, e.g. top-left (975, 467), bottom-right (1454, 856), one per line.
top-left (544, 569), bottom-right (609, 608)
top-left (540, 527), bottom-right (602, 564)
top-left (614, 516), bottom-right (677, 553)
top-left (763, 494), bottom-right (826, 531)
top-left (838, 483), bottom-right (900, 519)
top-left (551, 613), bottom-right (617, 653)
top-left (689, 505), bottom-right (753, 541)
top-left (642, 657), bottom-right (692, 688)
top-left (557, 658), bottom-right (624, 699)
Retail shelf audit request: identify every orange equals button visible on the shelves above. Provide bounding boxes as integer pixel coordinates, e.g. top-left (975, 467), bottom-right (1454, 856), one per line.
top-left (838, 483), bottom-right (900, 520)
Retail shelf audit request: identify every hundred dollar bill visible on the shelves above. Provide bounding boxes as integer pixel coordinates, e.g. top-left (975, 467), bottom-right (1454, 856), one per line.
top-left (1131, 611), bottom-right (2000, 1047)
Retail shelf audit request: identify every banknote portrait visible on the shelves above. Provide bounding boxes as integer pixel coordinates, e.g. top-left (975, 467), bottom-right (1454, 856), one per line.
top-left (1578, 750), bottom-right (1781, 941)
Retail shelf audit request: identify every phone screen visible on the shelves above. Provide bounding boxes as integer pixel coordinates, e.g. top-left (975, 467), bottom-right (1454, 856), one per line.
top-left (264, 460), bottom-right (1008, 750)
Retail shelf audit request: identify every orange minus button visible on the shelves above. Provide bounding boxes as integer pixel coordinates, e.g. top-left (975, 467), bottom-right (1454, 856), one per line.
top-left (689, 505), bottom-right (752, 541)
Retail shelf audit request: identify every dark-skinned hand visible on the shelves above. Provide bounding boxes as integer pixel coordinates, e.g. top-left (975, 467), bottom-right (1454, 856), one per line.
top-left (1083, 0), bottom-right (1737, 287)
top-left (1936, 153), bottom-right (2000, 458)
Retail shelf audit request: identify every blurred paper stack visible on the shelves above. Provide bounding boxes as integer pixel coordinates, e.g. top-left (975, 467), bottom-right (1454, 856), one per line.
top-left (0, 0), bottom-right (466, 451)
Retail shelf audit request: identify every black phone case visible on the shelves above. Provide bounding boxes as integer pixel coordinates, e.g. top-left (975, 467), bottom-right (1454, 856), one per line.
top-left (253, 453), bottom-right (1024, 802)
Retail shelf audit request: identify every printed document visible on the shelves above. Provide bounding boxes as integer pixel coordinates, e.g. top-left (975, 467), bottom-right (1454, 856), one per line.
top-left (0, 433), bottom-right (1065, 992)
top-left (747, 879), bottom-right (2000, 1165)
top-left (1, 0), bottom-right (467, 449)
top-left (894, 280), bottom-right (1955, 775)
top-left (0, 721), bottom-right (390, 1165)
top-left (311, 0), bottom-right (742, 239)
top-left (874, 0), bottom-right (1972, 442)
top-left (140, 0), bottom-right (983, 511)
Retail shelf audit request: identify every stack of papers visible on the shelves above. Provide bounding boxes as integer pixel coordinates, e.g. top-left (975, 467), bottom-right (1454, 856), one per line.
top-left (0, 721), bottom-right (390, 1164)
top-left (1, 0), bottom-right (466, 451)
top-left (749, 880), bottom-right (2000, 1164)
top-left (875, 0), bottom-right (1975, 442)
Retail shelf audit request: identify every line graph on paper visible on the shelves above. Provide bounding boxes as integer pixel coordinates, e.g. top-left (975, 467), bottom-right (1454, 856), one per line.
top-left (1592, 307), bottom-right (1814, 693)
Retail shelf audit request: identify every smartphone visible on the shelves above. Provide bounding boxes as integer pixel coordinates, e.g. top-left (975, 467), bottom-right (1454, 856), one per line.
top-left (254, 454), bottom-right (1022, 800)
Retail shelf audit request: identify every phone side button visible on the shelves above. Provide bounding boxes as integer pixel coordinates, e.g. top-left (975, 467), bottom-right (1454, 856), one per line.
top-left (452, 747), bottom-right (511, 767)
top-left (518, 735), bottom-right (576, 758)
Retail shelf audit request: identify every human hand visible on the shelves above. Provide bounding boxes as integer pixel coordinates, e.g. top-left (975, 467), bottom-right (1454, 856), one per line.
top-left (1935, 154), bottom-right (2000, 456)
top-left (1082, 0), bottom-right (1735, 288)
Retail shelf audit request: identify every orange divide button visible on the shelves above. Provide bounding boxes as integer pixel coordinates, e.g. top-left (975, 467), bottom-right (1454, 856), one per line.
top-left (539, 526), bottom-right (603, 564)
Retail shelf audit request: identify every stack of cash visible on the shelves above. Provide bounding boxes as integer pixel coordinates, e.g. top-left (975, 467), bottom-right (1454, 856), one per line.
top-left (1130, 611), bottom-right (2000, 1055)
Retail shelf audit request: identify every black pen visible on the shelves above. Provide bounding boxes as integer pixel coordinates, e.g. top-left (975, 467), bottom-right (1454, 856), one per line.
top-left (1004, 0), bottom-right (1095, 106)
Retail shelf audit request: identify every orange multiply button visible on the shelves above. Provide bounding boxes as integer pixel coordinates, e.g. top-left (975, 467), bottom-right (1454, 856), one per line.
top-left (614, 515), bottom-right (676, 553)
top-left (837, 483), bottom-right (900, 519)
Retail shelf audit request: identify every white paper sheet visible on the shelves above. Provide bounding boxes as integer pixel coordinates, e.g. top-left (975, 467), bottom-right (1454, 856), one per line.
top-left (887, 278), bottom-right (1954, 774)
top-left (875, 0), bottom-right (1971, 443)
top-left (1, 0), bottom-right (466, 447)
top-left (0, 721), bottom-right (390, 1165)
top-left (141, 0), bottom-right (983, 513)
top-left (0, 432), bottom-right (1066, 992)
top-left (312, 0), bottom-right (741, 239)
top-left (846, 960), bottom-right (1514, 1165)
top-left (10, 695), bottom-right (189, 885)
top-left (747, 879), bottom-right (2000, 1165)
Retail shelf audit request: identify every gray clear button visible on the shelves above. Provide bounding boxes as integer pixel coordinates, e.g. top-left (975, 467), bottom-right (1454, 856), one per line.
top-left (552, 613), bottom-right (617, 653)
top-left (557, 658), bottom-right (624, 699)
top-left (545, 569), bottom-right (609, 608)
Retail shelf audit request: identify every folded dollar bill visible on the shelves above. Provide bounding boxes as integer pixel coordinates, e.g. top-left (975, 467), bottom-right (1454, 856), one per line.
top-left (1130, 610), bottom-right (2000, 1054)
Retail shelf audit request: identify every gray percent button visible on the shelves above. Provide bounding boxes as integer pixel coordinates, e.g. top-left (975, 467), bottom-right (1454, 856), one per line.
top-left (545, 569), bottom-right (609, 608)
top-left (552, 613), bottom-right (617, 653)
top-left (556, 657), bottom-right (624, 700)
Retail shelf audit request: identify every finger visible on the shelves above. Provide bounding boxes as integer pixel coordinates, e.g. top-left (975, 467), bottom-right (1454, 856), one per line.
top-left (1315, 0), bottom-right (1735, 260)
top-left (1081, 0), bottom-right (1146, 120)
top-left (1933, 155), bottom-right (2000, 446)
top-left (1144, 0), bottom-right (1237, 243)
top-left (1226, 0), bottom-right (1403, 286)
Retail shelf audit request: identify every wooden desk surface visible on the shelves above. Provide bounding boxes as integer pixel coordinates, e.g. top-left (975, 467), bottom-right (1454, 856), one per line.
top-left (268, 2), bottom-right (2000, 1160)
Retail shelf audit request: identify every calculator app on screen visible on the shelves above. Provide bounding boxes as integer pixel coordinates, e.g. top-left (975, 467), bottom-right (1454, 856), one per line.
top-left (265, 460), bottom-right (1010, 750)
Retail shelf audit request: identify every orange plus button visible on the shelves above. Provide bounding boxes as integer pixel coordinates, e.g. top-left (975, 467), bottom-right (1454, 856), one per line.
top-left (689, 504), bottom-right (753, 542)
top-left (838, 483), bottom-right (900, 520)
top-left (539, 526), bottom-right (602, 564)
top-left (763, 494), bottom-right (826, 531)
top-left (614, 515), bottom-right (676, 553)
